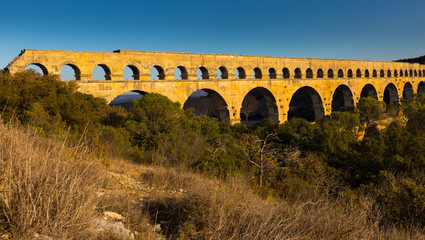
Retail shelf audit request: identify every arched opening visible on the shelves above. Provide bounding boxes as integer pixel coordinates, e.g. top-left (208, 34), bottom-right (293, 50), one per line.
top-left (317, 69), bottom-right (324, 78)
top-left (405, 70), bottom-right (408, 77)
top-left (331, 85), bottom-right (354, 112)
top-left (236, 67), bottom-right (246, 79)
top-left (380, 70), bottom-right (385, 77)
top-left (253, 67), bottom-right (262, 79)
top-left (288, 87), bottom-right (324, 122)
top-left (282, 68), bottom-right (290, 78)
top-left (294, 68), bottom-right (302, 78)
top-left (418, 82), bottom-right (425, 94)
top-left (410, 70), bottom-right (413, 77)
top-left (403, 82), bottom-right (414, 99)
top-left (360, 84), bottom-right (378, 100)
top-left (60, 64), bottom-right (81, 80)
top-left (123, 65), bottom-right (139, 80)
top-left (387, 70), bottom-right (392, 78)
top-left (217, 66), bottom-right (228, 79)
top-left (240, 87), bottom-right (278, 126)
top-left (338, 69), bottom-right (344, 78)
top-left (347, 69), bottom-right (353, 78)
top-left (109, 90), bottom-right (147, 110)
top-left (93, 64), bottom-right (111, 80)
top-left (365, 70), bottom-right (370, 78)
top-left (372, 70), bottom-right (377, 78)
top-left (268, 68), bottom-right (276, 79)
top-left (419, 70), bottom-right (422, 77)
top-left (151, 65), bottom-right (165, 80)
top-left (394, 70), bottom-right (398, 77)
top-left (175, 66), bottom-right (188, 80)
top-left (327, 69), bottom-right (334, 78)
top-left (26, 63), bottom-right (48, 76)
top-left (423, 70), bottom-right (425, 77)
top-left (356, 69), bottom-right (362, 78)
top-left (197, 67), bottom-right (209, 80)
top-left (414, 70), bottom-right (418, 77)
top-left (183, 89), bottom-right (230, 121)
top-left (383, 83), bottom-right (399, 105)
top-left (400, 70), bottom-right (404, 77)
top-left (306, 68), bottom-right (313, 78)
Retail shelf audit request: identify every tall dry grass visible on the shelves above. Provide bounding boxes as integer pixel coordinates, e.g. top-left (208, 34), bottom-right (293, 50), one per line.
top-left (0, 122), bottom-right (102, 239)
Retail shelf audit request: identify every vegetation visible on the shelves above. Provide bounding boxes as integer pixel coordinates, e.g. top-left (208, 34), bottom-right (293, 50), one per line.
top-left (2, 69), bottom-right (425, 238)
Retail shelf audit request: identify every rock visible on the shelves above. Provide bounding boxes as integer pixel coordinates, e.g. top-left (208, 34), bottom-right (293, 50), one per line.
top-left (96, 219), bottom-right (135, 240)
top-left (103, 211), bottom-right (125, 221)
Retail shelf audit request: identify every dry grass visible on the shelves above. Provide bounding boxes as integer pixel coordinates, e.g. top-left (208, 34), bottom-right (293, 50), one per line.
top-left (0, 122), bottom-right (102, 239)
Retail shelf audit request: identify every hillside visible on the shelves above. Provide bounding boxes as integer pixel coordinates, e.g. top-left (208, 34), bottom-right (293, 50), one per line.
top-left (395, 55), bottom-right (425, 64)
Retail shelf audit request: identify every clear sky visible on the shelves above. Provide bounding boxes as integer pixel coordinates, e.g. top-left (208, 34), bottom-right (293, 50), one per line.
top-left (1, 0), bottom-right (425, 69)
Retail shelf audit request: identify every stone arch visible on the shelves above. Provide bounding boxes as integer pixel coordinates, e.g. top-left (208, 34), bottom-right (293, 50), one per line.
top-left (418, 81), bottom-right (425, 94)
top-left (405, 70), bottom-right (408, 77)
top-left (423, 70), bottom-right (425, 77)
top-left (236, 67), bottom-right (246, 79)
top-left (327, 69), bottom-right (334, 78)
top-left (183, 89), bottom-right (230, 121)
top-left (365, 69), bottom-right (370, 78)
top-left (372, 70), bottom-right (377, 78)
top-left (175, 66), bottom-right (188, 80)
top-left (294, 68), bottom-right (302, 78)
top-left (383, 83), bottom-right (399, 105)
top-left (400, 70), bottom-right (404, 77)
top-left (419, 70), bottom-right (422, 77)
top-left (282, 68), bottom-right (290, 78)
top-left (288, 86), bottom-right (324, 122)
top-left (356, 69), bottom-right (362, 78)
top-left (93, 64), bottom-right (111, 80)
top-left (317, 69), bottom-right (324, 78)
top-left (268, 68), bottom-right (276, 79)
top-left (360, 84), bottom-right (378, 100)
top-left (410, 70), bottom-right (413, 77)
top-left (394, 70), bottom-right (398, 77)
top-left (151, 65), bottom-right (165, 80)
top-left (26, 63), bottom-right (48, 76)
top-left (60, 64), bottom-right (81, 80)
top-left (197, 67), bottom-right (209, 79)
top-left (380, 70), bottom-right (385, 77)
top-left (109, 90), bottom-right (147, 108)
top-left (240, 87), bottom-right (278, 126)
top-left (387, 70), bottom-right (392, 78)
top-left (338, 69), bottom-right (344, 78)
top-left (403, 82), bottom-right (414, 99)
top-left (414, 70), bottom-right (418, 77)
top-left (217, 66), bottom-right (228, 79)
top-left (331, 85), bottom-right (354, 112)
top-left (347, 69), bottom-right (353, 78)
top-left (253, 67), bottom-right (262, 79)
top-left (123, 65), bottom-right (139, 80)
top-left (306, 68), bottom-right (313, 78)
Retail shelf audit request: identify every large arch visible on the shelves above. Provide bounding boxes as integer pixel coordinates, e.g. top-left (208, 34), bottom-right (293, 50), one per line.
top-left (60, 64), bottom-right (81, 80)
top-left (360, 84), bottom-right (378, 100)
top-left (418, 81), bottom-right (425, 94)
top-left (123, 65), bottom-right (139, 80)
top-left (240, 87), bottom-right (278, 126)
top-left (183, 89), bottom-right (230, 121)
top-left (109, 90), bottom-right (147, 109)
top-left (403, 82), bottom-right (414, 99)
top-left (26, 63), bottom-right (48, 76)
top-left (288, 86), bottom-right (324, 122)
top-left (93, 64), bottom-right (111, 80)
top-left (331, 85), bottom-right (354, 112)
top-left (383, 83), bottom-right (399, 105)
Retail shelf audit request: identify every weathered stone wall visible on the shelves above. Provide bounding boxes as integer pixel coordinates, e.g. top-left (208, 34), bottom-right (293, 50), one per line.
top-left (6, 49), bottom-right (425, 123)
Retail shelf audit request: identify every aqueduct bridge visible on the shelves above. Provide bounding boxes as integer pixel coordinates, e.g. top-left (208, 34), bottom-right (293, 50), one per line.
top-left (6, 49), bottom-right (425, 124)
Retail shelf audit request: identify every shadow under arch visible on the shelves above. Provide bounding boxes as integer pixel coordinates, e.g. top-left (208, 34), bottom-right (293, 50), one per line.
top-left (360, 84), bottom-right (378, 100)
top-left (418, 81), bottom-right (425, 94)
top-left (383, 83), bottom-right (399, 105)
top-left (183, 89), bottom-right (230, 121)
top-left (26, 63), bottom-right (49, 76)
top-left (288, 86), bottom-right (324, 122)
top-left (61, 63), bottom-right (81, 80)
top-left (403, 82), bottom-right (413, 99)
top-left (109, 90), bottom-right (147, 110)
top-left (240, 87), bottom-right (278, 126)
top-left (331, 85), bottom-right (354, 112)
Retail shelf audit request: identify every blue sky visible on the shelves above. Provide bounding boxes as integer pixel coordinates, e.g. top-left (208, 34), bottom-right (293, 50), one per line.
top-left (1, 0), bottom-right (425, 70)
